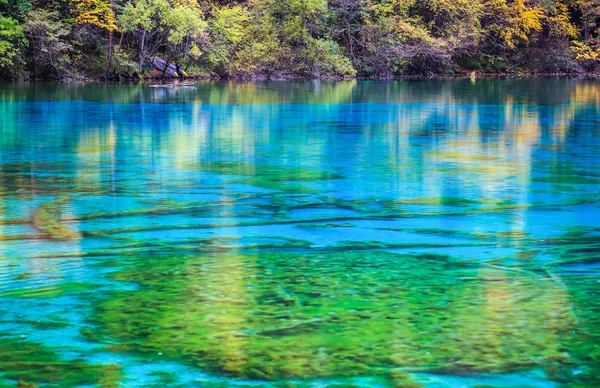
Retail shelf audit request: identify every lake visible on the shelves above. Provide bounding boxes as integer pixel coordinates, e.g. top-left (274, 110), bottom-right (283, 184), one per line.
top-left (0, 80), bottom-right (599, 387)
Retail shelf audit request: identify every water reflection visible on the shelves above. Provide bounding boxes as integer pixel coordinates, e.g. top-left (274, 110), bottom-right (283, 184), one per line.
top-left (0, 80), bottom-right (598, 387)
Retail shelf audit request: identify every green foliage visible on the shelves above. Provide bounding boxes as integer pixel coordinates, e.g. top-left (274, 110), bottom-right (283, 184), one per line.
top-left (301, 38), bottom-right (357, 77)
top-left (211, 5), bottom-right (249, 45)
top-left (164, 0), bottom-right (205, 60)
top-left (0, 15), bottom-right (27, 77)
top-left (165, 2), bottom-right (205, 44)
top-left (24, 9), bottom-right (73, 79)
top-left (119, 0), bottom-right (205, 71)
top-left (204, 5), bottom-right (250, 74)
top-left (3, 0), bottom-right (600, 79)
top-left (119, 0), bottom-right (169, 33)
top-left (222, 0), bottom-right (330, 77)
top-left (112, 45), bottom-right (139, 75)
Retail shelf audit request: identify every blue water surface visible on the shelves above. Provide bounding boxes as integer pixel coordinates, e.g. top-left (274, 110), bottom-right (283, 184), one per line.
top-left (0, 80), bottom-right (599, 387)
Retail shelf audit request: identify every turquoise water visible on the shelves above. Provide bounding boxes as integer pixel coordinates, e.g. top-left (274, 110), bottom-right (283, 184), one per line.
top-left (0, 80), bottom-right (599, 387)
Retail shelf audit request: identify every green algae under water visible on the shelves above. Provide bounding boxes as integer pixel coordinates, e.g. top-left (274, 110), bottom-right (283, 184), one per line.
top-left (93, 252), bottom-right (574, 379)
top-left (0, 80), bottom-right (599, 387)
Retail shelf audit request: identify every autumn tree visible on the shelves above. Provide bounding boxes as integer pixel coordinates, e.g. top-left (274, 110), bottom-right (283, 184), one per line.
top-left (576, 0), bottom-right (600, 40)
top-left (72, 0), bottom-right (118, 74)
top-left (570, 0), bottom-right (600, 69)
top-left (534, 1), bottom-right (579, 71)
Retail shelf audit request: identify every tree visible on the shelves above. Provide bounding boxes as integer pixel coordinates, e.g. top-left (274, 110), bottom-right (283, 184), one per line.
top-left (529, 1), bottom-right (579, 71)
top-left (203, 4), bottom-right (250, 75)
top-left (24, 9), bottom-right (72, 79)
top-left (477, 0), bottom-right (544, 70)
top-left (163, 0), bottom-right (206, 68)
top-left (119, 0), bottom-right (205, 73)
top-left (0, 15), bottom-right (27, 78)
top-left (347, 0), bottom-right (460, 76)
top-left (571, 0), bottom-right (600, 70)
top-left (228, 0), bottom-right (355, 78)
top-left (72, 0), bottom-right (118, 74)
top-left (0, 0), bottom-right (597, 79)
top-left (73, 0), bottom-right (117, 31)
top-left (503, 0), bottom-right (544, 48)
top-left (328, 0), bottom-right (365, 62)
top-left (576, 0), bottom-right (600, 41)
top-left (119, 0), bottom-right (170, 71)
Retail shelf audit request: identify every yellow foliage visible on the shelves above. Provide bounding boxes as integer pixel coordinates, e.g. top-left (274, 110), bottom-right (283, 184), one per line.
top-left (189, 42), bottom-right (202, 59)
top-left (371, 0), bottom-right (414, 18)
top-left (72, 0), bottom-right (117, 31)
top-left (171, 0), bottom-right (202, 13)
top-left (549, 1), bottom-right (578, 39)
top-left (571, 40), bottom-right (600, 61)
top-left (211, 5), bottom-right (250, 45)
top-left (502, 0), bottom-right (543, 48)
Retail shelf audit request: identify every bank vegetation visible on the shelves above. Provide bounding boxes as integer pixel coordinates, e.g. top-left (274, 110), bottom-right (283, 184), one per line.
top-left (2, 0), bottom-right (600, 80)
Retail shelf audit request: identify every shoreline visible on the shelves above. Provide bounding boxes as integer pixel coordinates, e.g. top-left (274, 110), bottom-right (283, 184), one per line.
top-left (6, 71), bottom-right (600, 84)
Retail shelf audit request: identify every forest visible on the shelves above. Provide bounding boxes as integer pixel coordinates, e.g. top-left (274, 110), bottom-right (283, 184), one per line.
top-left (2, 0), bottom-right (600, 80)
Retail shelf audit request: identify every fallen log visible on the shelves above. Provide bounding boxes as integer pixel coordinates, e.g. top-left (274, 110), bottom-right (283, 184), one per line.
top-left (149, 57), bottom-right (188, 78)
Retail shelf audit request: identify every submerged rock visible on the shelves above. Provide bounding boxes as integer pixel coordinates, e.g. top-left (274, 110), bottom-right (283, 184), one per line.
top-left (31, 196), bottom-right (80, 241)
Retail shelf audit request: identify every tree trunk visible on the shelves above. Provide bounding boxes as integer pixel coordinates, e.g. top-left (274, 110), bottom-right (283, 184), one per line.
top-left (139, 29), bottom-right (146, 72)
top-left (105, 0), bottom-right (114, 78)
top-left (106, 29), bottom-right (114, 78)
top-left (347, 20), bottom-right (354, 61)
